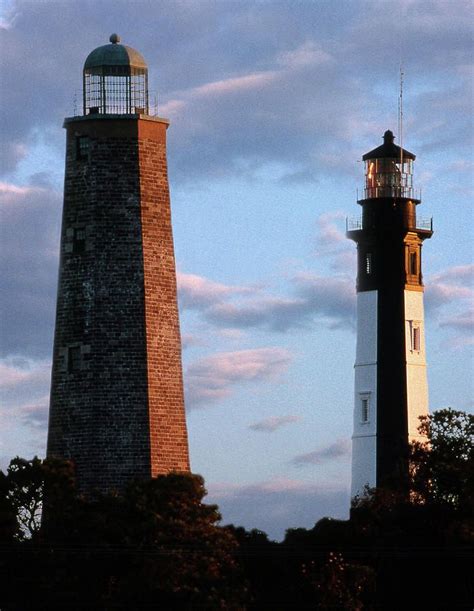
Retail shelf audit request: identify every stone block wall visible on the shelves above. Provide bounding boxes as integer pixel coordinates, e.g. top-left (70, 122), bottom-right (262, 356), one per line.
top-left (47, 115), bottom-right (190, 493)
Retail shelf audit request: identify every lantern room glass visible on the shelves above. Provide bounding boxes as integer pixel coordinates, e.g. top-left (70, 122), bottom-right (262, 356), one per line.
top-left (364, 157), bottom-right (414, 199)
top-left (83, 65), bottom-right (149, 115)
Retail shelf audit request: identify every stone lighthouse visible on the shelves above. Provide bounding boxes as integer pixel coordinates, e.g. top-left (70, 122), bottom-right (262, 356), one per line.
top-left (47, 35), bottom-right (190, 492)
top-left (347, 130), bottom-right (432, 498)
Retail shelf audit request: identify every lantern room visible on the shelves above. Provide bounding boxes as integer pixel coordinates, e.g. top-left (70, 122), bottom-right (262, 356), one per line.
top-left (362, 130), bottom-right (416, 200)
top-left (83, 34), bottom-right (149, 115)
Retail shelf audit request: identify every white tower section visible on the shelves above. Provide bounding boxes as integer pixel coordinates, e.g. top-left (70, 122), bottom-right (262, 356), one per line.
top-left (347, 130), bottom-right (432, 500)
top-left (404, 290), bottom-right (429, 441)
top-left (352, 291), bottom-right (378, 497)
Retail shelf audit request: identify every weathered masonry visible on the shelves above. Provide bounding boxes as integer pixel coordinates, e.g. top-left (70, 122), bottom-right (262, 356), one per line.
top-left (347, 130), bottom-right (432, 498)
top-left (47, 35), bottom-right (190, 492)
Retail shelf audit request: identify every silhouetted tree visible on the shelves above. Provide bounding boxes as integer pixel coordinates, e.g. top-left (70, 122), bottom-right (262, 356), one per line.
top-left (2, 456), bottom-right (44, 540)
top-left (0, 461), bottom-right (247, 610)
top-left (1, 409), bottom-right (472, 609)
top-left (410, 408), bottom-right (474, 511)
top-left (350, 409), bottom-right (474, 609)
top-left (302, 551), bottom-right (374, 610)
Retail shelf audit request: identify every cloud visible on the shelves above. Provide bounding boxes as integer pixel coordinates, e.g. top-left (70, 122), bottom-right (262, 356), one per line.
top-left (0, 181), bottom-right (39, 200)
top-left (16, 395), bottom-right (49, 430)
top-left (0, 180), bottom-right (61, 357)
top-left (205, 295), bottom-right (309, 332)
top-left (439, 309), bottom-right (474, 350)
top-left (249, 414), bottom-right (301, 432)
top-left (316, 211), bottom-right (347, 249)
top-left (0, 356), bottom-right (51, 390)
top-left (177, 272), bottom-right (252, 309)
top-left (430, 265), bottom-right (474, 287)
top-left (185, 347), bottom-right (292, 409)
top-left (439, 310), bottom-right (474, 332)
top-left (277, 41), bottom-right (332, 69)
top-left (177, 267), bottom-right (356, 333)
top-left (0, 356), bottom-right (50, 450)
top-left (183, 70), bottom-right (279, 99)
top-left (291, 439), bottom-right (351, 466)
top-left (204, 273), bottom-right (355, 332)
top-left (314, 211), bottom-right (356, 273)
top-left (1, 0), bottom-right (472, 183)
top-left (207, 477), bottom-right (349, 540)
top-left (181, 333), bottom-right (204, 350)
top-left (425, 265), bottom-right (474, 313)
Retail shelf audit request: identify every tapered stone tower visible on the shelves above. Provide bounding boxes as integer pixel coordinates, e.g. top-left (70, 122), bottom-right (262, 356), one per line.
top-left (47, 35), bottom-right (190, 492)
top-left (347, 130), bottom-right (432, 498)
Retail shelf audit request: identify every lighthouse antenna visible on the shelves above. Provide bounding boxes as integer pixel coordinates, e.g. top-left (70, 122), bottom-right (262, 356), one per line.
top-left (398, 63), bottom-right (404, 168)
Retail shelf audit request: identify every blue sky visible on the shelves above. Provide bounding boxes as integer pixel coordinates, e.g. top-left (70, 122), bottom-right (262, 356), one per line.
top-left (0, 0), bottom-right (473, 539)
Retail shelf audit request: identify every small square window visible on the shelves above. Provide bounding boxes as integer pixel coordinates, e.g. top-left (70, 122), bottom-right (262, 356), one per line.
top-left (76, 136), bottom-right (89, 160)
top-left (412, 326), bottom-right (421, 352)
top-left (360, 394), bottom-right (370, 423)
top-left (73, 228), bottom-right (86, 254)
top-left (67, 346), bottom-right (81, 373)
top-left (365, 253), bottom-right (372, 275)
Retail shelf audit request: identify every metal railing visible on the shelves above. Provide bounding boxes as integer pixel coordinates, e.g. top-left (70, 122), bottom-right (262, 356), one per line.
top-left (346, 216), bottom-right (433, 232)
top-left (346, 217), bottom-right (363, 231)
top-left (415, 218), bottom-right (433, 231)
top-left (357, 187), bottom-right (422, 201)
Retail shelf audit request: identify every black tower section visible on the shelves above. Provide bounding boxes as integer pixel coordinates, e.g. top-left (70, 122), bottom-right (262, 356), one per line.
top-left (347, 130), bottom-right (432, 488)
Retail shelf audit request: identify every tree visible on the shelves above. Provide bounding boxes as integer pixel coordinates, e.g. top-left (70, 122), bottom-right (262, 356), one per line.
top-left (410, 408), bottom-right (474, 511)
top-left (0, 462), bottom-right (247, 610)
top-left (2, 456), bottom-right (44, 540)
top-left (302, 552), bottom-right (375, 611)
top-left (91, 473), bottom-right (247, 608)
top-left (350, 409), bottom-right (474, 609)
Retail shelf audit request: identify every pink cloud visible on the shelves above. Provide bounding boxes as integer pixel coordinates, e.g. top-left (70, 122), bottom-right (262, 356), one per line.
top-left (177, 271), bottom-right (252, 309)
top-left (181, 333), bottom-right (204, 350)
top-left (277, 41), bottom-right (332, 69)
top-left (314, 211), bottom-right (356, 273)
top-left (185, 347), bottom-right (292, 409)
top-left (0, 357), bottom-right (51, 389)
top-left (206, 295), bottom-right (308, 331)
top-left (157, 99), bottom-right (186, 118)
top-left (180, 267), bottom-right (356, 332)
top-left (17, 396), bottom-right (49, 429)
top-left (316, 211), bottom-right (347, 248)
top-left (430, 264), bottom-right (474, 286)
top-left (0, 181), bottom-right (46, 206)
top-left (205, 477), bottom-right (349, 539)
top-left (191, 71), bottom-right (279, 97)
top-left (292, 439), bottom-right (351, 466)
top-left (209, 477), bottom-right (343, 499)
top-left (161, 70), bottom-right (279, 118)
top-left (417, 265), bottom-right (474, 313)
top-left (439, 309), bottom-right (474, 331)
top-left (249, 414), bottom-right (301, 432)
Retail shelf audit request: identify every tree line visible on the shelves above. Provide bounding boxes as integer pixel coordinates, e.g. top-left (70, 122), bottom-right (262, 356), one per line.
top-left (0, 408), bottom-right (472, 609)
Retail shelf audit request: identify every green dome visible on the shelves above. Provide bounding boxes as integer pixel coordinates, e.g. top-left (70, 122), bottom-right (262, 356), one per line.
top-left (84, 34), bottom-right (147, 71)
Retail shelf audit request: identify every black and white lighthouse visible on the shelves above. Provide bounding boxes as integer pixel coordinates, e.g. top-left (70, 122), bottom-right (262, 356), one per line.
top-left (347, 130), bottom-right (432, 497)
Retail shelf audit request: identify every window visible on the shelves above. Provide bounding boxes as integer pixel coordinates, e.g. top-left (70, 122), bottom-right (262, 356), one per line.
top-left (412, 325), bottom-right (421, 352)
top-left (360, 394), bottom-right (370, 423)
top-left (365, 253), bottom-right (372, 275)
top-left (410, 251), bottom-right (418, 276)
top-left (73, 228), bottom-right (86, 254)
top-left (76, 136), bottom-right (89, 160)
top-left (67, 346), bottom-right (81, 373)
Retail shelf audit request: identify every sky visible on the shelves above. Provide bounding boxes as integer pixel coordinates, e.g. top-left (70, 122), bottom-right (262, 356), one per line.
top-left (0, 0), bottom-right (473, 540)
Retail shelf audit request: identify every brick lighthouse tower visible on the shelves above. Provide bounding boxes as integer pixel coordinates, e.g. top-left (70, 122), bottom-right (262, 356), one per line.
top-left (47, 35), bottom-right (190, 492)
top-left (347, 130), bottom-right (432, 498)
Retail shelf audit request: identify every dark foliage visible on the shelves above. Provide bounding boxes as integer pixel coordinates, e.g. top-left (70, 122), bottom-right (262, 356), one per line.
top-left (1, 409), bottom-right (473, 609)
top-left (0, 463), bottom-right (246, 610)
